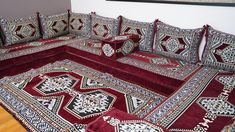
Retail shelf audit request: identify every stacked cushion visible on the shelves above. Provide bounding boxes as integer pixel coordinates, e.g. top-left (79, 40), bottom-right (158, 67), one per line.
top-left (0, 16), bottom-right (41, 46)
top-left (91, 13), bottom-right (119, 40)
top-left (39, 13), bottom-right (69, 39)
top-left (119, 16), bottom-right (154, 52)
top-left (202, 26), bottom-right (235, 71)
top-left (154, 21), bottom-right (204, 63)
top-left (69, 13), bottom-right (91, 37)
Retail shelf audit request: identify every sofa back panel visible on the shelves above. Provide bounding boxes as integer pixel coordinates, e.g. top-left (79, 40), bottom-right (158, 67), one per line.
top-left (119, 16), bottom-right (154, 53)
top-left (91, 13), bottom-right (119, 40)
top-left (0, 16), bottom-right (41, 46)
top-left (153, 21), bottom-right (204, 63)
top-left (202, 26), bottom-right (235, 71)
top-left (69, 12), bottom-right (91, 38)
top-left (39, 12), bottom-right (69, 39)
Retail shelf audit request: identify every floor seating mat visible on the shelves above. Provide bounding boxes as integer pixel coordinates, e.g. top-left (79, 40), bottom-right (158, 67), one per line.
top-left (144, 67), bottom-right (235, 131)
top-left (118, 51), bottom-right (201, 81)
top-left (0, 59), bottom-right (165, 131)
top-left (0, 34), bottom-right (76, 55)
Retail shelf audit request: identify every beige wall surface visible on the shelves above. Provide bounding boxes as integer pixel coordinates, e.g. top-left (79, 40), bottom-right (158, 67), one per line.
top-left (0, 0), bottom-right (71, 19)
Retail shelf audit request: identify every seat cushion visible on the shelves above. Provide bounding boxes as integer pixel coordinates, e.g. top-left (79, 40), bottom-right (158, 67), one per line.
top-left (154, 21), bottom-right (204, 63)
top-left (118, 51), bottom-right (201, 81)
top-left (202, 26), bottom-right (235, 71)
top-left (119, 16), bottom-right (154, 52)
top-left (0, 34), bottom-right (76, 55)
top-left (39, 12), bottom-right (69, 39)
top-left (69, 12), bottom-right (91, 37)
top-left (91, 14), bottom-right (119, 40)
top-left (0, 16), bottom-right (41, 46)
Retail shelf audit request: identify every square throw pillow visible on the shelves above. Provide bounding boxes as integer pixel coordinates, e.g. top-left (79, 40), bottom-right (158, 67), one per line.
top-left (69, 12), bottom-right (91, 37)
top-left (91, 13), bottom-right (119, 40)
top-left (202, 26), bottom-right (235, 71)
top-left (119, 16), bottom-right (154, 52)
top-left (39, 13), bottom-right (69, 39)
top-left (0, 16), bottom-right (41, 46)
top-left (154, 21), bottom-right (204, 63)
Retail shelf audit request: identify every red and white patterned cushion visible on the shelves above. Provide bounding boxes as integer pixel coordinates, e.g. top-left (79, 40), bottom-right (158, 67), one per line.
top-left (0, 16), bottom-right (41, 46)
top-left (39, 13), bottom-right (69, 39)
top-left (154, 21), bottom-right (205, 63)
top-left (69, 12), bottom-right (91, 37)
top-left (119, 16), bottom-right (154, 52)
top-left (202, 26), bottom-right (235, 71)
top-left (91, 13), bottom-right (119, 40)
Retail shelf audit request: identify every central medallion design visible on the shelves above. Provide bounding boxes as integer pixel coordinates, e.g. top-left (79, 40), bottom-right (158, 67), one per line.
top-left (66, 90), bottom-right (116, 119)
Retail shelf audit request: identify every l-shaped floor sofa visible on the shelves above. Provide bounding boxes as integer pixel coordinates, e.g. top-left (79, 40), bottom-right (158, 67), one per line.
top-left (0, 10), bottom-right (234, 131)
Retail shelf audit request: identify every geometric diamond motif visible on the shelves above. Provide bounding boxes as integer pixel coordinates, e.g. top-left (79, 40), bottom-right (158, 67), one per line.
top-left (215, 45), bottom-right (235, 64)
top-left (52, 20), bottom-right (67, 33)
top-left (16, 24), bottom-right (35, 38)
top-left (197, 97), bottom-right (235, 117)
top-left (93, 24), bottom-right (108, 37)
top-left (161, 37), bottom-right (185, 53)
top-left (71, 19), bottom-right (84, 31)
top-left (66, 90), bottom-right (116, 119)
top-left (35, 74), bottom-right (78, 95)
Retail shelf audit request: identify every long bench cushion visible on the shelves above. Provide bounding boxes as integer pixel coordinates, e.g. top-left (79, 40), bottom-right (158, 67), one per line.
top-left (0, 16), bottom-right (41, 46)
top-left (119, 16), bottom-right (154, 52)
top-left (39, 13), bottom-right (69, 39)
top-left (117, 51), bottom-right (201, 81)
top-left (153, 21), bottom-right (204, 63)
top-left (69, 13), bottom-right (91, 37)
top-left (91, 13), bottom-right (119, 40)
top-left (202, 26), bottom-right (235, 71)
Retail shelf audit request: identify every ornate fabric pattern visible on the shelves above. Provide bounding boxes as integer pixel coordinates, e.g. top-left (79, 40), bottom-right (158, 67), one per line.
top-left (0, 16), bottom-right (41, 46)
top-left (154, 21), bottom-right (204, 63)
top-left (0, 59), bottom-right (164, 131)
top-left (102, 43), bottom-right (115, 57)
top-left (120, 16), bottom-right (154, 52)
top-left (117, 51), bottom-right (200, 80)
top-left (145, 68), bottom-right (235, 131)
top-left (202, 26), bottom-right (235, 71)
top-left (40, 13), bottom-right (69, 39)
top-left (91, 14), bottom-right (119, 40)
top-left (69, 13), bottom-right (91, 37)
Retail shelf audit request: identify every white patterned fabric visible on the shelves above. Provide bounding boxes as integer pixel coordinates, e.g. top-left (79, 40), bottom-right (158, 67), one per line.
top-left (202, 26), bottom-right (235, 71)
top-left (69, 13), bottom-right (91, 37)
top-left (154, 21), bottom-right (204, 63)
top-left (0, 16), bottom-right (41, 46)
top-left (120, 16), bottom-right (154, 52)
top-left (91, 14), bottom-right (119, 40)
top-left (39, 13), bottom-right (69, 39)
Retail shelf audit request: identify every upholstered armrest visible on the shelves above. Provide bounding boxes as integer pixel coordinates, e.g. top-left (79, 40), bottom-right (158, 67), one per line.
top-left (101, 34), bottom-right (141, 60)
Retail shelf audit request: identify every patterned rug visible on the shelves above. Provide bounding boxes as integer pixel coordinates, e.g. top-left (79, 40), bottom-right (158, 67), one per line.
top-left (0, 59), bottom-right (165, 131)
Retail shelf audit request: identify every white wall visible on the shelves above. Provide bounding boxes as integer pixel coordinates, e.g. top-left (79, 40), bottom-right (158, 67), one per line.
top-left (71, 0), bottom-right (235, 57)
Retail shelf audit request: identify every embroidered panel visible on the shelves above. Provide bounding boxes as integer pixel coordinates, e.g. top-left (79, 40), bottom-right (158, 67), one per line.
top-left (120, 16), bottom-right (154, 52)
top-left (40, 13), bottom-right (69, 39)
top-left (202, 26), bottom-right (235, 71)
top-left (91, 14), bottom-right (119, 40)
top-left (69, 13), bottom-right (91, 37)
top-left (0, 16), bottom-right (41, 46)
top-left (154, 21), bottom-right (204, 63)
top-left (0, 59), bottom-right (164, 131)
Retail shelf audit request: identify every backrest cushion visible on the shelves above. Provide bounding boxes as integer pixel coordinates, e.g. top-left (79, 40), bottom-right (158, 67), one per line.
top-left (0, 16), bottom-right (41, 46)
top-left (119, 16), bottom-right (154, 52)
top-left (202, 26), bottom-right (235, 71)
top-left (154, 21), bottom-right (204, 63)
top-left (69, 13), bottom-right (91, 37)
top-left (91, 13), bottom-right (119, 40)
top-left (39, 13), bottom-right (69, 39)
